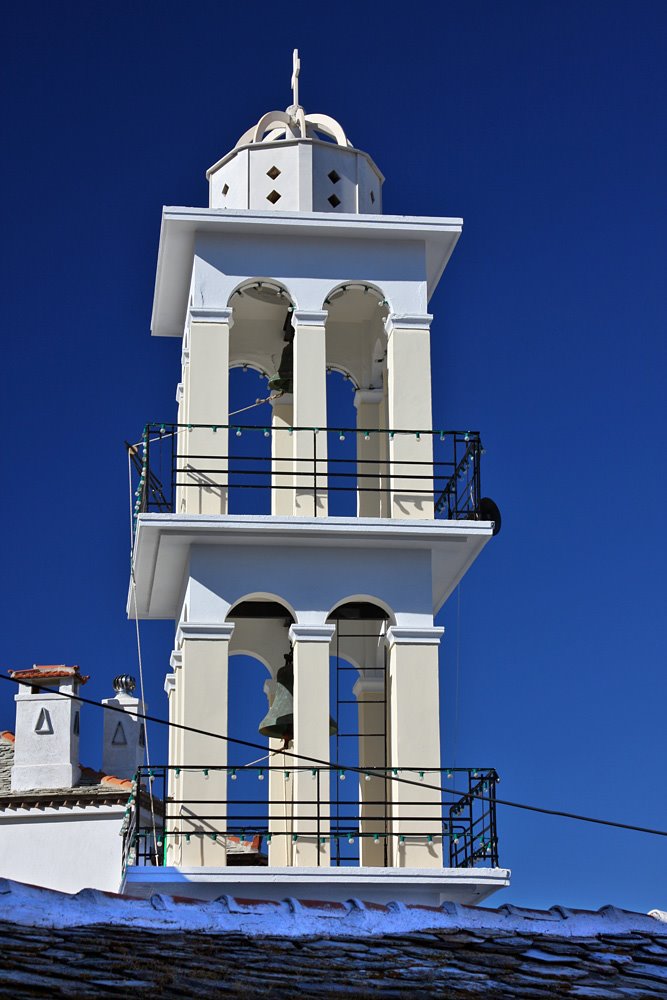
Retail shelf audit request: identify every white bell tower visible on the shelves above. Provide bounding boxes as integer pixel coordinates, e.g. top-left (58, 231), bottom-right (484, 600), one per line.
top-left (126, 53), bottom-right (508, 905)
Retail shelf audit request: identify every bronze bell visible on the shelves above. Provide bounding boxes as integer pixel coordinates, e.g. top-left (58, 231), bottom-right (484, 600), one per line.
top-left (268, 311), bottom-right (294, 395)
top-left (259, 650), bottom-right (337, 741)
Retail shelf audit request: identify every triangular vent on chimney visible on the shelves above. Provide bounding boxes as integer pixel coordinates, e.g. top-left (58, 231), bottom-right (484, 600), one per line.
top-left (112, 722), bottom-right (127, 746)
top-left (35, 708), bottom-right (53, 735)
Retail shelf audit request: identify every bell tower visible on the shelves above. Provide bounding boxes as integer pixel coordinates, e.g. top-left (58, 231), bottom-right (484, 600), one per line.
top-left (126, 53), bottom-right (508, 905)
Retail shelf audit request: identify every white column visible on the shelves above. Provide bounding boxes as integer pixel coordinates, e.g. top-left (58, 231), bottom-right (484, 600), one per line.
top-left (175, 379), bottom-right (186, 514)
top-left (270, 392), bottom-right (294, 515)
top-left (292, 311), bottom-right (328, 516)
top-left (183, 307), bottom-right (233, 515)
top-left (290, 623), bottom-right (335, 866)
top-left (353, 672), bottom-right (387, 866)
top-left (164, 650), bottom-right (181, 866)
top-left (385, 315), bottom-right (435, 519)
top-left (354, 388), bottom-right (385, 518)
top-left (262, 679), bottom-right (292, 867)
top-left (176, 622), bottom-right (234, 866)
top-left (386, 626), bottom-right (444, 868)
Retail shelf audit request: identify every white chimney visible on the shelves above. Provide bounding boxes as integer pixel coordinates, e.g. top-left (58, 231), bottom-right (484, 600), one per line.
top-left (10, 665), bottom-right (86, 791)
top-left (102, 675), bottom-right (146, 780)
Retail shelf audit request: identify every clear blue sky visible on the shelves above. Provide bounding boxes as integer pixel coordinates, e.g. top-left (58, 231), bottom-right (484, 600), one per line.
top-left (1, 1), bottom-right (665, 912)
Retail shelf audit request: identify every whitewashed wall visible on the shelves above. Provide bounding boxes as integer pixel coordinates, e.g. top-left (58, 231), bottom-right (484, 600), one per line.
top-left (0, 807), bottom-right (126, 894)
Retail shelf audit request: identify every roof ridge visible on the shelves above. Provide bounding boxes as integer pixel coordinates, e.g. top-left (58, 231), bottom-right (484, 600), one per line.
top-left (0, 878), bottom-right (665, 939)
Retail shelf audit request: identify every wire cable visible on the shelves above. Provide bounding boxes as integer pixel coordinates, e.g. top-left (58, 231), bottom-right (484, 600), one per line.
top-left (1, 672), bottom-right (665, 840)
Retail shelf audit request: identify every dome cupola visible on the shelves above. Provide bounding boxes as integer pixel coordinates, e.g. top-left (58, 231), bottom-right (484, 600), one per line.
top-left (206, 50), bottom-right (383, 214)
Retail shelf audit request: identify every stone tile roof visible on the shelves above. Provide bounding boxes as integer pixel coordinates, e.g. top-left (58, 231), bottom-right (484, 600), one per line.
top-left (0, 879), bottom-right (666, 997)
top-left (0, 733), bottom-right (131, 807)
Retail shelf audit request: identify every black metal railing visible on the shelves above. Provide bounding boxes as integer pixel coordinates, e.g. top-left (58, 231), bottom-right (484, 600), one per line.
top-left (122, 765), bottom-right (499, 872)
top-left (128, 423), bottom-right (483, 522)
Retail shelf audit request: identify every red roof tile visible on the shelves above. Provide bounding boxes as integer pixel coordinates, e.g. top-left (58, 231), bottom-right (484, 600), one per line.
top-left (8, 665), bottom-right (90, 685)
top-left (100, 775), bottom-right (133, 789)
top-left (0, 732), bottom-right (14, 743)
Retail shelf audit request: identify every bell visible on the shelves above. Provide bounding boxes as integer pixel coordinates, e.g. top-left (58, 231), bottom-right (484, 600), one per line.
top-left (267, 312), bottom-right (294, 395)
top-left (259, 652), bottom-right (295, 741)
top-left (259, 650), bottom-right (337, 741)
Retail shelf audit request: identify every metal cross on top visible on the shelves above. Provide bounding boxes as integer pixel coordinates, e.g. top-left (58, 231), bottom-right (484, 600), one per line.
top-left (291, 48), bottom-right (300, 107)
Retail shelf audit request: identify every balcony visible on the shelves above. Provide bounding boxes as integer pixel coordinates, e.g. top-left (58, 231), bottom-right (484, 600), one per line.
top-left (122, 764), bottom-right (500, 872)
top-left (129, 422), bottom-right (487, 523)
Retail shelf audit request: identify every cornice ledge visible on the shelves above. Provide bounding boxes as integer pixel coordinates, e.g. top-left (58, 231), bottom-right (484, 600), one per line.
top-left (289, 624), bottom-right (336, 644)
top-left (164, 673), bottom-right (176, 695)
top-left (292, 310), bottom-right (329, 327)
top-left (352, 673), bottom-right (385, 697)
top-left (354, 388), bottom-right (384, 408)
top-left (386, 626), bottom-right (445, 647)
top-left (188, 306), bottom-right (235, 328)
top-left (384, 314), bottom-right (433, 336)
top-left (177, 622), bottom-right (235, 643)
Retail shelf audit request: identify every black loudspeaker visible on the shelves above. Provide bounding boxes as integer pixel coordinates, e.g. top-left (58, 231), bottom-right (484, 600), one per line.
top-left (478, 497), bottom-right (502, 536)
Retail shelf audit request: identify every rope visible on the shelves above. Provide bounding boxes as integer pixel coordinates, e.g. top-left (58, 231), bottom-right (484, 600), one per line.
top-left (2, 672), bottom-right (665, 841)
top-left (453, 584), bottom-right (461, 773)
top-left (127, 458), bottom-right (159, 861)
top-left (128, 393), bottom-right (279, 452)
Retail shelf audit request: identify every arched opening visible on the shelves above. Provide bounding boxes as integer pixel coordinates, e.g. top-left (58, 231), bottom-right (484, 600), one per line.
top-left (325, 368), bottom-right (357, 516)
top-left (324, 284), bottom-right (390, 518)
top-left (228, 366), bottom-right (273, 514)
top-left (226, 596), bottom-right (295, 865)
top-left (326, 599), bottom-right (391, 866)
top-left (226, 279), bottom-right (296, 515)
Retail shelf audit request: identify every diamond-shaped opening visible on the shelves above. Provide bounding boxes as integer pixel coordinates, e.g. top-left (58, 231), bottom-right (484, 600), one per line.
top-left (370, 190), bottom-right (375, 204)
top-left (328, 169), bottom-right (341, 184)
top-left (328, 193), bottom-right (341, 208)
top-left (267, 189), bottom-right (281, 204)
top-left (267, 165), bottom-right (281, 180)
top-left (222, 183), bottom-right (229, 196)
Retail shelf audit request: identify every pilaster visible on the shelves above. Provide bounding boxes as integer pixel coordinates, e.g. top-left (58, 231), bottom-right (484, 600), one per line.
top-left (292, 311), bottom-right (328, 516)
top-left (181, 307), bottom-right (233, 514)
top-left (354, 388), bottom-right (386, 518)
top-left (177, 622), bottom-right (234, 865)
top-left (289, 623), bottom-right (335, 865)
top-left (385, 314), bottom-right (435, 519)
top-left (386, 624), bottom-right (444, 867)
top-left (270, 392), bottom-right (294, 515)
top-left (262, 679), bottom-right (291, 867)
top-left (353, 673), bottom-right (388, 866)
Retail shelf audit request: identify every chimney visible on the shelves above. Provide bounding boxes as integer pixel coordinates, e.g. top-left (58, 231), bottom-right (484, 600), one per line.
top-left (102, 675), bottom-right (146, 780)
top-left (9, 665), bottom-right (87, 791)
